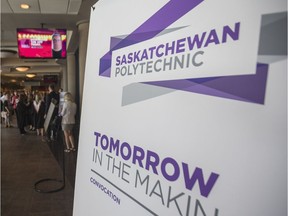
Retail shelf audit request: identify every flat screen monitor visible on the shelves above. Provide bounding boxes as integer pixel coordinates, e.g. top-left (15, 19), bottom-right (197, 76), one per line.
top-left (43, 75), bottom-right (58, 84)
top-left (17, 28), bottom-right (67, 59)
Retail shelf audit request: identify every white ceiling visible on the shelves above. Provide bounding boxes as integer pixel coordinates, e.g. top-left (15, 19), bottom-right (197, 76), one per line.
top-left (2, 0), bottom-right (82, 14)
top-left (1, 0), bottom-right (98, 82)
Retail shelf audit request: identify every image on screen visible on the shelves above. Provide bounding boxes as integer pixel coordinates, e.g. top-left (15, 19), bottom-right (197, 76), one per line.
top-left (17, 28), bottom-right (67, 59)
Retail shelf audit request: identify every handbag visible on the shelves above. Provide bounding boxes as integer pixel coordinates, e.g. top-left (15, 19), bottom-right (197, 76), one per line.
top-left (51, 115), bottom-right (62, 126)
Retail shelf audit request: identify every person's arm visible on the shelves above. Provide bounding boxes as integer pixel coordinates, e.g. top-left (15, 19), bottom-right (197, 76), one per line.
top-left (4, 101), bottom-right (10, 113)
top-left (11, 96), bottom-right (14, 105)
top-left (60, 102), bottom-right (67, 117)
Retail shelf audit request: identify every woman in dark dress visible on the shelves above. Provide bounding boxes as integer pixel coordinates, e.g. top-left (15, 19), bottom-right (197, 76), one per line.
top-left (33, 93), bottom-right (45, 140)
top-left (26, 93), bottom-right (35, 131)
top-left (16, 94), bottom-right (28, 135)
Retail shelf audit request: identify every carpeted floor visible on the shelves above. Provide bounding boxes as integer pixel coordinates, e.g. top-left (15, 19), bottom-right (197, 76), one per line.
top-left (1, 116), bottom-right (77, 216)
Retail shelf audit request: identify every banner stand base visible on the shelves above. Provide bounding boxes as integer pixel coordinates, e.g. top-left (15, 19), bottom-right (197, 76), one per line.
top-left (34, 178), bottom-right (65, 193)
top-left (34, 126), bottom-right (66, 194)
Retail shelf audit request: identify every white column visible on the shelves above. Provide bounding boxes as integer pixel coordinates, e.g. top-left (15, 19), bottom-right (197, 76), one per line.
top-left (67, 53), bottom-right (76, 99)
top-left (56, 59), bottom-right (67, 91)
top-left (77, 20), bottom-right (89, 107)
top-left (61, 63), bottom-right (67, 91)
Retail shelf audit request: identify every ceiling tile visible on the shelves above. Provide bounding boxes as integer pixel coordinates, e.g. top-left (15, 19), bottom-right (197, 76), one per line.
top-left (67, 0), bottom-right (82, 15)
top-left (7, 0), bottom-right (40, 13)
top-left (39, 0), bottom-right (69, 14)
top-left (1, 0), bottom-right (13, 13)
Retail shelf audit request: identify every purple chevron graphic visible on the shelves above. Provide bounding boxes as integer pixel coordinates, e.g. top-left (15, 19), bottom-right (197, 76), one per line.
top-left (99, 0), bottom-right (204, 77)
top-left (98, 2), bottom-right (278, 105)
top-left (142, 63), bottom-right (268, 104)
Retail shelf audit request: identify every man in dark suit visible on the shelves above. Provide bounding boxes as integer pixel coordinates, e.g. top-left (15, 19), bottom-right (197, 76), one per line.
top-left (45, 84), bottom-right (60, 141)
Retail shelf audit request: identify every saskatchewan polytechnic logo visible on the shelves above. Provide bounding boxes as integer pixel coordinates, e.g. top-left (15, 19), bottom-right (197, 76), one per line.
top-left (99, 0), bottom-right (286, 106)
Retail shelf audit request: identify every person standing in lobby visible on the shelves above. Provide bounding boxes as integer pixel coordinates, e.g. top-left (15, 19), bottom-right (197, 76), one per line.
top-left (11, 90), bottom-right (19, 118)
top-left (2, 92), bottom-right (12, 128)
top-left (16, 94), bottom-right (27, 135)
top-left (26, 93), bottom-right (35, 131)
top-left (60, 92), bottom-right (77, 152)
top-left (33, 93), bottom-right (46, 140)
top-left (44, 84), bottom-right (60, 141)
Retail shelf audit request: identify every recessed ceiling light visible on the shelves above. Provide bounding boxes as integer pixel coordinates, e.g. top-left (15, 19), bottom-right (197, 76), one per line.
top-left (20, 4), bottom-right (30, 9)
top-left (0, 49), bottom-right (17, 58)
top-left (15, 66), bottom-right (31, 72)
top-left (26, 73), bottom-right (36, 78)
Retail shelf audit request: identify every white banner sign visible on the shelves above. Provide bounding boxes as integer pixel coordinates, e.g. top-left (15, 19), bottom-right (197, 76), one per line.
top-left (73, 0), bottom-right (287, 215)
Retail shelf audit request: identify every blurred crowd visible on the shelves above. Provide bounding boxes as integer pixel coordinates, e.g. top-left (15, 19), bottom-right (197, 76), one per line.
top-left (1, 89), bottom-right (46, 137)
top-left (1, 85), bottom-right (77, 152)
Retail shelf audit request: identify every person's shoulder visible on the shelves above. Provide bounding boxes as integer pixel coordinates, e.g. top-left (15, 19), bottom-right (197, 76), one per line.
top-left (47, 92), bottom-right (53, 98)
top-left (49, 91), bottom-right (58, 98)
top-left (53, 91), bottom-right (60, 98)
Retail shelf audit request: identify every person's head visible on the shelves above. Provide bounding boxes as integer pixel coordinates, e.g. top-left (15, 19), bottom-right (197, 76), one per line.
top-left (52, 32), bottom-right (62, 52)
top-left (35, 93), bottom-right (42, 103)
top-left (58, 88), bottom-right (63, 93)
top-left (48, 84), bottom-right (55, 93)
top-left (13, 91), bottom-right (18, 96)
top-left (64, 92), bottom-right (73, 102)
top-left (19, 94), bottom-right (26, 102)
top-left (27, 93), bottom-right (33, 101)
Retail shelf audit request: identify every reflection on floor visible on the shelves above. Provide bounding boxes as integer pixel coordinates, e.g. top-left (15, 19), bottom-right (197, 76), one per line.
top-left (1, 117), bottom-right (78, 216)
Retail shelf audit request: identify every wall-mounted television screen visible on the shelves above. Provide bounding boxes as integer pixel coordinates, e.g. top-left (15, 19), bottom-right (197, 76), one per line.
top-left (17, 28), bottom-right (67, 59)
top-left (43, 75), bottom-right (58, 84)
